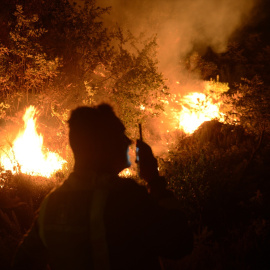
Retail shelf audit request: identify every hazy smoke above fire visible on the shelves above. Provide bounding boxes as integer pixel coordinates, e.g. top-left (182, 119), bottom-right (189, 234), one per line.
top-left (98, 0), bottom-right (257, 71)
top-left (96, 0), bottom-right (258, 155)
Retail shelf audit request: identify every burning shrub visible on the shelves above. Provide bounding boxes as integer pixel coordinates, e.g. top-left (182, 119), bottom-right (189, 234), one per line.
top-left (0, 106), bottom-right (67, 178)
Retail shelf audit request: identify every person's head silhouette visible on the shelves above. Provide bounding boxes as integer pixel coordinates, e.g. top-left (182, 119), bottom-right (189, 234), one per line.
top-left (68, 104), bottom-right (132, 175)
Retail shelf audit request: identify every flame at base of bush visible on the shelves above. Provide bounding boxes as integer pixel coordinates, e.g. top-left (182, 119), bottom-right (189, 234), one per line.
top-left (179, 92), bottom-right (225, 134)
top-left (0, 106), bottom-right (66, 178)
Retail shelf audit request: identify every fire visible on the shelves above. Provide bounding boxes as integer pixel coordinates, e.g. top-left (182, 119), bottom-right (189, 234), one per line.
top-left (178, 92), bottom-right (224, 134)
top-left (119, 168), bottom-right (133, 178)
top-left (158, 80), bottom-right (229, 136)
top-left (140, 104), bottom-right (146, 111)
top-left (0, 106), bottom-right (66, 178)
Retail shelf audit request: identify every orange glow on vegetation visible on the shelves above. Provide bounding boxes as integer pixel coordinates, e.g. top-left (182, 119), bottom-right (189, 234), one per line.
top-left (0, 106), bottom-right (66, 178)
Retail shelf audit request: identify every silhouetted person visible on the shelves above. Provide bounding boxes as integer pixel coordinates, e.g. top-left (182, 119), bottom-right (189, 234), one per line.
top-left (12, 104), bottom-right (193, 270)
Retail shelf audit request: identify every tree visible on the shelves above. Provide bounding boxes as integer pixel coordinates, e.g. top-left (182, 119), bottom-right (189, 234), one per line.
top-left (225, 76), bottom-right (270, 136)
top-left (0, 5), bottom-right (60, 113)
top-left (102, 31), bottom-right (168, 137)
top-left (1, 0), bottom-right (168, 147)
top-left (201, 33), bottom-right (270, 86)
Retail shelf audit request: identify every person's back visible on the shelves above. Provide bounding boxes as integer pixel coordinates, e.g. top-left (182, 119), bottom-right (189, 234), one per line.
top-left (37, 172), bottom-right (192, 270)
top-left (12, 104), bottom-right (193, 270)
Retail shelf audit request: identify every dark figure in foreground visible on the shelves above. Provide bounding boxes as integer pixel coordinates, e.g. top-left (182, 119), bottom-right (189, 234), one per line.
top-left (12, 104), bottom-right (193, 270)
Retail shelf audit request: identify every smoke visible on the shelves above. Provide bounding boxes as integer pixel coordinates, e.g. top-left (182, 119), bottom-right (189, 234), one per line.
top-left (96, 0), bottom-right (258, 155)
top-left (98, 0), bottom-right (257, 77)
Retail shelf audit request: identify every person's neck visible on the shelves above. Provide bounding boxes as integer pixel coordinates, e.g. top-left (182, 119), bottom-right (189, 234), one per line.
top-left (74, 162), bottom-right (118, 178)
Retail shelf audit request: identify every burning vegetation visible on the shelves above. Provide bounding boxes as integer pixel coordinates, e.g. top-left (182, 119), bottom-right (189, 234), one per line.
top-left (160, 79), bottom-right (229, 135)
top-left (0, 0), bottom-right (270, 269)
top-left (0, 106), bottom-right (66, 178)
top-left (0, 79), bottom-right (229, 181)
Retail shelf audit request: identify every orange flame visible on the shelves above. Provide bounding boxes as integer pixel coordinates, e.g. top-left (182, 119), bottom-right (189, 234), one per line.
top-left (118, 168), bottom-right (133, 178)
top-left (0, 106), bottom-right (66, 178)
top-left (178, 92), bottom-right (224, 134)
top-left (158, 80), bottom-right (228, 136)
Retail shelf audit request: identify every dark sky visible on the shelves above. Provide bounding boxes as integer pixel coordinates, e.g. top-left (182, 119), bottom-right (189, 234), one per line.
top-left (245, 0), bottom-right (270, 42)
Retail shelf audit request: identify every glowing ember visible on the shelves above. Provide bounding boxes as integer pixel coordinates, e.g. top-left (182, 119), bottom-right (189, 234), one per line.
top-left (119, 168), bottom-right (133, 178)
top-left (140, 105), bottom-right (146, 111)
top-left (0, 106), bottom-right (66, 178)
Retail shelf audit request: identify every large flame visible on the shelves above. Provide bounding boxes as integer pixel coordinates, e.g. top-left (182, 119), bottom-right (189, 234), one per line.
top-left (158, 80), bottom-right (229, 136)
top-left (0, 106), bottom-right (66, 178)
top-left (178, 92), bottom-right (224, 134)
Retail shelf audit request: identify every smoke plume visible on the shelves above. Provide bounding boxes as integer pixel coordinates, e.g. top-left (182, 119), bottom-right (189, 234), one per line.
top-left (98, 0), bottom-right (257, 77)
top-left (97, 0), bottom-right (259, 155)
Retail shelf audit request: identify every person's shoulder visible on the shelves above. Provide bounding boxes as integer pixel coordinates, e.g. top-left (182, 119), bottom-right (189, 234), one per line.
top-left (39, 178), bottom-right (70, 208)
top-left (112, 176), bottom-right (148, 196)
top-left (114, 176), bottom-right (144, 188)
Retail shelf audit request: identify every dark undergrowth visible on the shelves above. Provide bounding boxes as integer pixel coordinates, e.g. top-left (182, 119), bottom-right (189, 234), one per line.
top-left (1, 120), bottom-right (270, 270)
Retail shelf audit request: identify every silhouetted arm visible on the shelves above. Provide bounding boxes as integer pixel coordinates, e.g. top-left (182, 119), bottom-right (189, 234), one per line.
top-left (135, 140), bottom-right (193, 259)
top-left (136, 140), bottom-right (176, 200)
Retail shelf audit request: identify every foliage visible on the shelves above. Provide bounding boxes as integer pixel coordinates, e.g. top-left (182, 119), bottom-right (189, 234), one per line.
top-left (0, 5), bottom-right (60, 109)
top-left (184, 51), bottom-right (218, 80)
top-left (201, 33), bottom-right (270, 86)
top-left (0, 1), bottom-right (270, 270)
top-left (0, 172), bottom-right (61, 269)
top-left (1, 119), bottom-right (269, 270)
top-left (35, 0), bottom-right (112, 81)
top-left (103, 31), bottom-right (168, 137)
top-left (159, 120), bottom-right (270, 269)
top-left (160, 121), bottom-right (251, 218)
top-left (225, 76), bottom-right (270, 135)
top-left (0, 1), bottom-right (167, 160)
